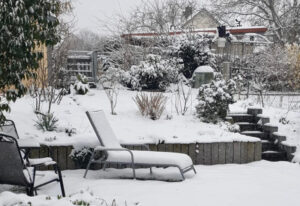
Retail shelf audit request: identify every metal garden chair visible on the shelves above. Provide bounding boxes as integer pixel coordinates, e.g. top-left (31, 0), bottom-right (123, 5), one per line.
top-left (0, 133), bottom-right (65, 197)
top-left (84, 110), bottom-right (196, 181)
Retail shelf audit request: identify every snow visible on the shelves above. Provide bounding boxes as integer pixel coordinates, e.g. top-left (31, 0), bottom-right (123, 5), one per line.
top-left (230, 96), bottom-right (300, 161)
top-left (1, 161), bottom-right (300, 206)
top-left (105, 149), bottom-right (193, 169)
top-left (193, 65), bottom-right (214, 73)
top-left (5, 89), bottom-right (258, 149)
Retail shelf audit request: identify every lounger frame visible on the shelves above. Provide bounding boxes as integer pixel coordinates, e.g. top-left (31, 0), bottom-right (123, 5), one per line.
top-left (84, 111), bottom-right (196, 181)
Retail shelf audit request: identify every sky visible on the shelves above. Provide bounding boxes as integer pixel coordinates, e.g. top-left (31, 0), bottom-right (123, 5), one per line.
top-left (70, 0), bottom-right (208, 35)
top-left (71, 0), bottom-right (142, 35)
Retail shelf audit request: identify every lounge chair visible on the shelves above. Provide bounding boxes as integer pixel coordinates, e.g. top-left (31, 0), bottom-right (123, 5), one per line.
top-left (84, 110), bottom-right (196, 181)
top-left (0, 133), bottom-right (65, 197)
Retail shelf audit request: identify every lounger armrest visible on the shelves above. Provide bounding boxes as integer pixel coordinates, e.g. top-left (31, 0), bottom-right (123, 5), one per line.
top-left (94, 146), bottom-right (135, 163)
top-left (94, 146), bottom-right (131, 152)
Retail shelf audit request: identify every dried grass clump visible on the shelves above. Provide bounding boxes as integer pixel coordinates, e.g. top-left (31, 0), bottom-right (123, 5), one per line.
top-left (133, 92), bottom-right (167, 120)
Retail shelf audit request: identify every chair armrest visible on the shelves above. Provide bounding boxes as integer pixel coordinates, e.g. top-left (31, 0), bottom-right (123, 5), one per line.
top-left (94, 146), bottom-right (135, 163)
top-left (28, 158), bottom-right (57, 167)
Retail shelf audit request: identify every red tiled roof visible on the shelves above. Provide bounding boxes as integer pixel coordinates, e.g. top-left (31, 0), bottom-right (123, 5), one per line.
top-left (121, 27), bottom-right (268, 38)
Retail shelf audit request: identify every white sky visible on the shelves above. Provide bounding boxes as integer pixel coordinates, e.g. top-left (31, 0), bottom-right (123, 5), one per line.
top-left (71, 0), bottom-right (208, 35)
top-left (71, 0), bottom-right (141, 35)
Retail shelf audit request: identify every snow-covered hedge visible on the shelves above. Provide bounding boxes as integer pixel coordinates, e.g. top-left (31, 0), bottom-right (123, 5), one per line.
top-left (74, 74), bottom-right (89, 95)
top-left (123, 54), bottom-right (182, 91)
top-left (171, 34), bottom-right (215, 79)
top-left (196, 73), bottom-right (236, 123)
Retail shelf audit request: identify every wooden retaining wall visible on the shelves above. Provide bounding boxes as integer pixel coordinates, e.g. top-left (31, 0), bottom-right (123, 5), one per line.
top-left (29, 142), bottom-right (261, 170)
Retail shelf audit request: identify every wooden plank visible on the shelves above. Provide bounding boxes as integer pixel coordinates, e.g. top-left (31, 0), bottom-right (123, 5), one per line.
top-left (211, 143), bottom-right (219, 165)
top-left (58, 147), bottom-right (67, 170)
top-left (254, 142), bottom-right (262, 161)
top-left (29, 148), bottom-right (39, 159)
top-left (173, 144), bottom-right (181, 153)
top-left (233, 142), bottom-right (241, 164)
top-left (225, 143), bottom-right (234, 163)
top-left (157, 144), bottom-right (166, 152)
top-left (218, 143), bottom-right (226, 164)
top-left (240, 142), bottom-right (248, 163)
top-left (181, 144), bottom-right (189, 155)
top-left (67, 146), bottom-right (76, 169)
top-left (203, 143), bottom-right (212, 165)
top-left (188, 144), bottom-right (196, 164)
top-left (40, 146), bottom-right (49, 158)
top-left (195, 144), bottom-right (204, 165)
top-left (165, 144), bottom-right (174, 152)
top-left (247, 142), bottom-right (255, 162)
top-left (149, 144), bottom-right (157, 151)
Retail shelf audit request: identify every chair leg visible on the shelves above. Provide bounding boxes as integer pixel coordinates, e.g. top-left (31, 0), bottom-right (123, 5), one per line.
top-left (178, 167), bottom-right (185, 181)
top-left (192, 165), bottom-right (197, 174)
top-left (84, 159), bottom-right (93, 178)
top-left (150, 167), bottom-right (153, 174)
top-left (56, 166), bottom-right (66, 197)
top-left (102, 162), bottom-right (107, 171)
top-left (27, 186), bottom-right (34, 196)
top-left (131, 162), bottom-right (136, 179)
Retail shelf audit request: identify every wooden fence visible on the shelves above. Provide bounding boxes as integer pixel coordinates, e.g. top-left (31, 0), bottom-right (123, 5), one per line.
top-left (29, 141), bottom-right (261, 170)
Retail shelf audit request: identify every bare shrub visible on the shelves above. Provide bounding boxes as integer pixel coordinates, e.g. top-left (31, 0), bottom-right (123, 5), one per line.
top-left (133, 92), bottom-right (167, 120)
top-left (174, 80), bottom-right (192, 115)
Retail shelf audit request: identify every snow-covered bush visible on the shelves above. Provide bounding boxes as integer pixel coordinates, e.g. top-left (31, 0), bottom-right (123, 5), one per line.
top-left (174, 75), bottom-right (192, 115)
top-left (70, 147), bottom-right (93, 169)
top-left (123, 54), bottom-right (182, 91)
top-left (74, 74), bottom-right (89, 95)
top-left (133, 92), bottom-right (167, 120)
top-left (171, 34), bottom-right (215, 79)
top-left (100, 67), bottom-right (124, 115)
top-left (196, 73), bottom-right (236, 123)
top-left (35, 112), bottom-right (59, 132)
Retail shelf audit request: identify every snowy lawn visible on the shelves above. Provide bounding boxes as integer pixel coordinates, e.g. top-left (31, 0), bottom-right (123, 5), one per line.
top-left (6, 88), bottom-right (257, 148)
top-left (1, 161), bottom-right (300, 206)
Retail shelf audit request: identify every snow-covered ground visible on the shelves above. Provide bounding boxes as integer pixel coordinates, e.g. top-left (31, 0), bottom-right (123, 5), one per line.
top-left (1, 161), bottom-right (300, 206)
top-left (6, 88), bottom-right (257, 149)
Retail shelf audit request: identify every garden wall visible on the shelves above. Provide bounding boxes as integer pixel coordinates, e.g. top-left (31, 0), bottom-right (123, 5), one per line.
top-left (29, 141), bottom-right (261, 170)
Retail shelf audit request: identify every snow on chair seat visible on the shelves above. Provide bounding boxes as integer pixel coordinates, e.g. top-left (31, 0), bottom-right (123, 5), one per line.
top-left (104, 150), bottom-right (193, 170)
top-left (85, 110), bottom-right (196, 181)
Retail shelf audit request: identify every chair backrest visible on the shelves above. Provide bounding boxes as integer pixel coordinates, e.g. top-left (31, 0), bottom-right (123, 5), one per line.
top-left (0, 120), bottom-right (19, 139)
top-left (86, 111), bottom-right (122, 148)
top-left (0, 134), bottom-right (30, 187)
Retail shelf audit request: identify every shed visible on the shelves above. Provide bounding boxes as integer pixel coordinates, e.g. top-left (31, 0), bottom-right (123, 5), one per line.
top-left (193, 65), bottom-right (214, 88)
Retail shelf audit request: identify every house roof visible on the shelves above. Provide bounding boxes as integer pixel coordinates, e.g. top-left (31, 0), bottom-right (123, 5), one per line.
top-left (182, 9), bottom-right (219, 29)
top-left (121, 26), bottom-right (268, 39)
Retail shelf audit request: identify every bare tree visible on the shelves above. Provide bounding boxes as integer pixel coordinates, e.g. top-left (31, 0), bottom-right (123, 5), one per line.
top-left (209, 0), bottom-right (300, 44)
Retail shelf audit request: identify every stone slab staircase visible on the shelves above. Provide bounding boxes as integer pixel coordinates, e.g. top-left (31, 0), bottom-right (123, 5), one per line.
top-left (227, 108), bottom-right (296, 162)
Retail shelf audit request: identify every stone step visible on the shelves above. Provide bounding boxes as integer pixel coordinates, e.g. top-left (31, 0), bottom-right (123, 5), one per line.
top-left (254, 115), bottom-right (270, 125)
top-left (241, 130), bottom-right (265, 138)
top-left (271, 133), bottom-right (287, 143)
top-left (247, 108), bottom-right (263, 116)
top-left (261, 140), bottom-right (279, 152)
top-left (227, 113), bottom-right (255, 123)
top-left (236, 122), bottom-right (258, 132)
top-left (262, 124), bottom-right (278, 133)
top-left (262, 150), bottom-right (287, 161)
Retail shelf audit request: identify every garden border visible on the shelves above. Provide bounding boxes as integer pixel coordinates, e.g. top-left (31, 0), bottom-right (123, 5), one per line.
top-left (29, 141), bottom-right (261, 170)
